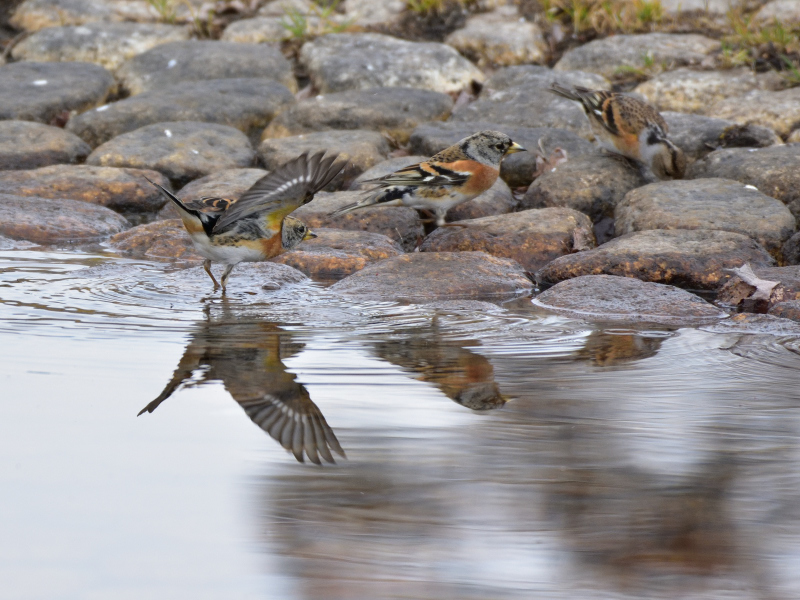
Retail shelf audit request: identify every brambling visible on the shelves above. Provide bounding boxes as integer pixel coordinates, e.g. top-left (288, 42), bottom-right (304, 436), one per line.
top-left (549, 83), bottom-right (686, 180)
top-left (147, 151), bottom-right (345, 291)
top-left (331, 130), bottom-right (526, 227)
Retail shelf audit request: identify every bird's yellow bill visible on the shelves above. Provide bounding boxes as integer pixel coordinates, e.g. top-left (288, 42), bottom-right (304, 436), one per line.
top-left (506, 142), bottom-right (526, 154)
top-left (303, 230), bottom-right (317, 241)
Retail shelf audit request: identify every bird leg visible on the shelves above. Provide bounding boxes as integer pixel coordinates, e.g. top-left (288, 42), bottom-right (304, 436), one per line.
top-left (220, 264), bottom-right (235, 292)
top-left (203, 259), bottom-right (220, 290)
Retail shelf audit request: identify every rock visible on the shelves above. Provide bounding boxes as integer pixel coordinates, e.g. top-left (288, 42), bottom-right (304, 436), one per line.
top-left (108, 219), bottom-right (201, 261)
top-left (342, 0), bottom-right (404, 25)
top-left (635, 68), bottom-right (758, 114)
top-left (87, 121), bottom-right (255, 187)
top-left (155, 167), bottom-right (268, 219)
top-left (116, 40), bottom-right (296, 96)
top-left (688, 145), bottom-right (800, 225)
top-left (659, 0), bottom-right (733, 13)
top-left (537, 229), bottom-right (775, 290)
top-left (11, 22), bottom-right (191, 71)
top-left (272, 228), bottom-right (403, 281)
top-left (768, 301), bottom-right (800, 322)
top-left (219, 17), bottom-right (288, 44)
top-left (0, 165), bottom-right (170, 214)
top-left (420, 207), bottom-right (595, 273)
top-left (330, 252), bottom-right (533, 302)
top-left (701, 312), bottom-right (800, 334)
top-left (299, 33), bottom-right (485, 94)
top-left (0, 120), bottom-right (90, 169)
top-left (782, 232), bottom-right (800, 265)
top-left (554, 33), bottom-right (721, 80)
top-left (717, 265), bottom-right (800, 309)
top-left (10, 0), bottom-right (155, 31)
top-left (409, 121), bottom-right (596, 187)
top-left (0, 236), bottom-right (38, 249)
top-left (615, 179), bottom-right (796, 258)
top-left (445, 9), bottom-right (546, 67)
top-left (533, 274), bottom-right (727, 325)
top-left (292, 190), bottom-right (424, 251)
top-left (67, 78), bottom-right (294, 148)
top-left (522, 153), bottom-right (647, 223)
top-left (754, 0), bottom-right (800, 22)
top-left (258, 130), bottom-right (389, 188)
top-left (258, 0), bottom-right (313, 17)
top-left (0, 193), bottom-right (129, 243)
top-left (663, 112), bottom-right (781, 161)
top-left (708, 87), bottom-right (800, 138)
top-left (0, 61), bottom-right (114, 124)
top-left (482, 64), bottom-right (610, 93)
top-left (263, 87), bottom-right (452, 144)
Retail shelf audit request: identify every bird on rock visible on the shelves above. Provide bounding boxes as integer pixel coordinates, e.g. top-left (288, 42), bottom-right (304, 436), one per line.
top-left (330, 130), bottom-right (526, 227)
top-left (549, 83), bottom-right (686, 180)
top-left (146, 151), bottom-right (345, 292)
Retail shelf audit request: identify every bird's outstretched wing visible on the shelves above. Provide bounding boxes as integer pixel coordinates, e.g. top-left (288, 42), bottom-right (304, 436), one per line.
top-left (212, 151), bottom-right (346, 233)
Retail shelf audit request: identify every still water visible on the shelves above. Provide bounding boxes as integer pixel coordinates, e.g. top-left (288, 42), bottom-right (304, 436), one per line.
top-left (2, 248), bottom-right (800, 600)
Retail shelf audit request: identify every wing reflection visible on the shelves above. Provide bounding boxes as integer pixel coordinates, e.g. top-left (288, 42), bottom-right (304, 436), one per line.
top-left (138, 307), bottom-right (344, 464)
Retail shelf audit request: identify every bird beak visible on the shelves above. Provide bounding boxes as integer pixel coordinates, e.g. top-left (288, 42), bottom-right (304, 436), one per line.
top-left (303, 230), bottom-right (317, 241)
top-left (505, 142), bottom-right (526, 155)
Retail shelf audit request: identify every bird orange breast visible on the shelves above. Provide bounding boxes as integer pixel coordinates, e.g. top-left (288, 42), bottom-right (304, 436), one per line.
top-left (449, 161), bottom-right (499, 195)
top-left (259, 232), bottom-right (284, 259)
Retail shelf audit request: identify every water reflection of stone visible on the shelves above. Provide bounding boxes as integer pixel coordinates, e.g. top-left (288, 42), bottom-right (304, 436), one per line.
top-left (576, 330), bottom-right (665, 366)
top-left (138, 306), bottom-right (344, 464)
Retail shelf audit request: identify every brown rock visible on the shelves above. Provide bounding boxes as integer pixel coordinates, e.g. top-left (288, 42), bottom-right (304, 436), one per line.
top-left (108, 219), bottom-right (201, 262)
top-left (0, 193), bottom-right (129, 243)
top-left (330, 252), bottom-right (533, 302)
top-left (421, 208), bottom-right (595, 273)
top-left (272, 228), bottom-right (403, 281)
top-left (717, 265), bottom-right (800, 309)
top-left (708, 87), bottom-right (800, 138)
top-left (0, 120), bottom-right (90, 169)
top-left (782, 231), bottom-right (800, 265)
top-left (537, 229), bottom-right (775, 290)
top-left (768, 301), bottom-right (800, 322)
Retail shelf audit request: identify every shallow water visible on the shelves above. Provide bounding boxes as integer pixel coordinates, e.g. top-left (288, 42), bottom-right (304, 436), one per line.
top-left (2, 249), bottom-right (800, 600)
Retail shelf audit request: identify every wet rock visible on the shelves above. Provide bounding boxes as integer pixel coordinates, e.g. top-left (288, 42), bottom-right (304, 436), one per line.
top-left (688, 145), bottom-right (800, 225)
top-left (421, 208), bottom-right (594, 274)
top-left (263, 87), bottom-right (452, 144)
top-left (10, 0), bottom-right (155, 31)
top-left (0, 193), bottom-right (129, 243)
top-left (0, 165), bottom-right (170, 214)
top-left (533, 275), bottom-right (727, 325)
top-left (258, 130), bottom-right (389, 188)
top-left (108, 219), bottom-right (201, 262)
top-left (219, 17), bottom-right (288, 44)
top-left (0, 61), bottom-right (114, 124)
top-left (0, 236), bottom-right (38, 249)
top-left (754, 0), bottom-right (800, 22)
top-left (409, 121), bottom-right (595, 188)
top-left (615, 179), bottom-right (796, 258)
top-left (158, 167), bottom-right (267, 219)
top-left (782, 232), bottom-right (800, 265)
top-left (116, 40), bottom-right (296, 96)
top-left (708, 87), bottom-right (800, 138)
top-left (272, 228), bottom-right (403, 281)
top-left (522, 153), bottom-right (647, 223)
top-left (701, 312), bottom-right (800, 334)
top-left (0, 121), bottom-right (90, 169)
top-left (635, 68), bottom-right (757, 114)
top-left (330, 252), bottom-right (533, 302)
top-left (87, 121), bottom-right (255, 187)
top-left (444, 8), bottom-right (546, 67)
top-left (299, 33), bottom-right (485, 94)
top-left (170, 260), bottom-right (309, 290)
top-left (717, 265), bottom-right (800, 309)
top-left (554, 33), bottom-right (720, 80)
top-left (67, 78), bottom-right (294, 148)
top-left (768, 301), bottom-right (800, 322)
top-left (663, 112), bottom-right (781, 161)
top-left (292, 190), bottom-right (424, 251)
top-left (538, 229), bottom-right (775, 291)
top-left (11, 22), bottom-right (190, 71)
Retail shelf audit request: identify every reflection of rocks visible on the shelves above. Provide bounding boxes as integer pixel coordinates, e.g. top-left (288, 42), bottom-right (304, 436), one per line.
top-left (108, 219), bottom-right (201, 262)
top-left (577, 331), bottom-right (664, 366)
top-left (0, 120), bottom-right (90, 169)
top-left (138, 310), bottom-right (344, 464)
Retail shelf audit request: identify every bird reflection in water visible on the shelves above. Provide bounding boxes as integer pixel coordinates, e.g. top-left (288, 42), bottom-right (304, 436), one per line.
top-left (577, 330), bottom-right (666, 366)
top-left (138, 305), bottom-right (345, 465)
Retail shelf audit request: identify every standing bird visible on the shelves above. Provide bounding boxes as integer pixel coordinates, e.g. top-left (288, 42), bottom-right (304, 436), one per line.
top-left (330, 130), bottom-right (525, 226)
top-left (147, 151), bottom-right (345, 291)
top-left (549, 83), bottom-right (686, 180)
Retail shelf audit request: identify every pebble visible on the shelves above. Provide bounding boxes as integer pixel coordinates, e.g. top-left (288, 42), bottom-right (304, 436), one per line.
top-left (0, 120), bottom-right (90, 169)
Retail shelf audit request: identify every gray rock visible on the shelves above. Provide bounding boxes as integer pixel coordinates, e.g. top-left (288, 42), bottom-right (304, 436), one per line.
top-left (533, 274), bottom-right (728, 325)
top-left (522, 153), bottom-right (648, 223)
top-left (109, 219), bottom-right (202, 262)
top-left (66, 78), bottom-right (294, 147)
top-left (421, 207), bottom-right (595, 273)
top-left (258, 0), bottom-right (313, 17)
top-left (263, 87), bottom-right (452, 144)
top-left (708, 86), bottom-right (800, 138)
top-left (635, 68), bottom-right (758, 114)
top-left (341, 0), bottom-right (405, 26)
top-left (87, 121), bottom-right (255, 186)
top-left (0, 120), bottom-right (90, 169)
top-left (299, 33), bottom-right (485, 94)
top-left (768, 301), bottom-right (800, 322)
top-left (538, 229), bottom-right (775, 290)
top-left (0, 61), bottom-right (114, 124)
top-left (554, 33), bottom-right (721, 79)
top-left (0, 164), bottom-right (170, 214)
top-left (615, 178), bottom-right (796, 257)
top-left (782, 232), bottom-right (800, 265)
top-left (659, 0), bottom-right (735, 14)
top-left (219, 17), bottom-right (289, 44)
top-left (10, 0), bottom-right (155, 31)
top-left (292, 190), bottom-right (423, 251)
top-left (11, 22), bottom-right (190, 71)
top-left (0, 193), bottom-right (129, 243)
top-left (409, 121), bottom-right (596, 187)
top-left (663, 112), bottom-right (782, 161)
top-left (688, 145), bottom-right (800, 224)
top-left (482, 65), bottom-right (610, 92)
top-left (330, 252), bottom-right (533, 302)
top-left (258, 130), bottom-right (389, 188)
top-left (755, 0), bottom-right (800, 22)
top-left (116, 40), bottom-right (296, 95)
